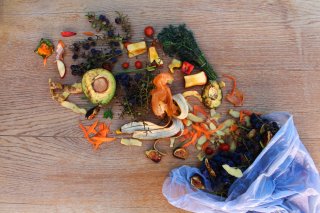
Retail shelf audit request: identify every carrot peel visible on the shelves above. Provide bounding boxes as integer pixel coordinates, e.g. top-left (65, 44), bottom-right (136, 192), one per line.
top-left (79, 120), bottom-right (116, 150)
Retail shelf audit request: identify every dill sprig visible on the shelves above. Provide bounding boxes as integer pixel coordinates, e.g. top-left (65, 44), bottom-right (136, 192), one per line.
top-left (158, 24), bottom-right (218, 81)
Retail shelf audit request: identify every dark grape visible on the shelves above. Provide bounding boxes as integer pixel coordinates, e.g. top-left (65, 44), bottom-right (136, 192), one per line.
top-left (99, 15), bottom-right (107, 21)
top-left (134, 73), bottom-right (143, 82)
top-left (110, 57), bottom-right (117, 63)
top-left (82, 43), bottom-right (90, 50)
top-left (114, 49), bottom-right (122, 55)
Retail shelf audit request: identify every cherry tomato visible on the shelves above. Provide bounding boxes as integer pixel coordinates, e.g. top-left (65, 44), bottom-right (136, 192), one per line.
top-left (219, 143), bottom-right (230, 152)
top-left (144, 26), bottom-right (154, 38)
top-left (135, 61), bottom-right (143, 69)
top-left (122, 62), bottom-right (129, 69)
top-left (205, 147), bottom-right (214, 155)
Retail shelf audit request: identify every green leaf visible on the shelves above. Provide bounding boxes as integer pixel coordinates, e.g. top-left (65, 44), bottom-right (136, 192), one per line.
top-left (103, 109), bottom-right (113, 119)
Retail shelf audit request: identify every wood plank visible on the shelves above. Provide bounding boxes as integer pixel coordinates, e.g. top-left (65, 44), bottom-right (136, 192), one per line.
top-left (0, 135), bottom-right (198, 212)
top-left (0, 0), bottom-right (320, 212)
top-left (0, 135), bottom-right (319, 212)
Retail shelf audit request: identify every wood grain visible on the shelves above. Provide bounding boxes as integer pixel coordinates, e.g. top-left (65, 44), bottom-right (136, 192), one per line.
top-left (0, 0), bottom-right (320, 212)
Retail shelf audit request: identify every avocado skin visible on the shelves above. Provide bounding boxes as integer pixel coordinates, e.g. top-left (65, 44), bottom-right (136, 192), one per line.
top-left (82, 69), bottom-right (116, 105)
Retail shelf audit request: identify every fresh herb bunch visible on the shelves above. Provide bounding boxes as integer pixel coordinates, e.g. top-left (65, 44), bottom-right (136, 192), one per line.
top-left (158, 24), bottom-right (217, 81)
top-left (116, 73), bottom-right (155, 119)
top-left (70, 12), bottom-right (132, 76)
top-left (86, 13), bottom-right (115, 34)
top-left (103, 108), bottom-right (113, 119)
top-left (114, 11), bottom-right (131, 41)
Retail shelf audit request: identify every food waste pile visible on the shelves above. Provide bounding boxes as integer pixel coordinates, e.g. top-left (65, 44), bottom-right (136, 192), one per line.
top-left (35, 12), bottom-right (280, 197)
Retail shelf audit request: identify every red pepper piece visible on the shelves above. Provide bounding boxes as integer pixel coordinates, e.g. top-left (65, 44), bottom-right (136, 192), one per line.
top-left (61, 31), bottom-right (77, 37)
top-left (181, 61), bottom-right (194, 74)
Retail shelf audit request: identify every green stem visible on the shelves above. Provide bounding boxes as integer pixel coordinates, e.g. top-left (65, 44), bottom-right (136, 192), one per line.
top-left (115, 66), bottom-right (156, 75)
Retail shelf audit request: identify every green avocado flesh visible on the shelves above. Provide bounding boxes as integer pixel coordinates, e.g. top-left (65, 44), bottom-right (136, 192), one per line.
top-left (82, 69), bottom-right (116, 105)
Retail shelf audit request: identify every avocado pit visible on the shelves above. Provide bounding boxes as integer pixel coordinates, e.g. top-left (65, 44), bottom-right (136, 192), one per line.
top-left (93, 76), bottom-right (109, 93)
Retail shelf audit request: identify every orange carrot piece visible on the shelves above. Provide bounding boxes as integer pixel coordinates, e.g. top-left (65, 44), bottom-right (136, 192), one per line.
top-left (85, 126), bottom-right (97, 134)
top-left (182, 119), bottom-right (188, 126)
top-left (181, 128), bottom-right (189, 136)
top-left (79, 123), bottom-right (89, 138)
top-left (193, 105), bottom-right (208, 117)
top-left (192, 124), bottom-right (210, 139)
top-left (183, 132), bottom-right (198, 148)
top-left (241, 110), bottom-right (253, 116)
top-left (82, 31), bottom-right (95, 36)
top-left (98, 122), bottom-right (104, 131)
top-left (87, 120), bottom-right (99, 134)
top-left (230, 124), bottom-right (238, 132)
top-left (200, 123), bottom-right (209, 130)
top-left (91, 137), bottom-right (116, 143)
top-left (92, 137), bottom-right (116, 150)
top-left (239, 111), bottom-right (245, 123)
top-left (223, 74), bottom-right (237, 96)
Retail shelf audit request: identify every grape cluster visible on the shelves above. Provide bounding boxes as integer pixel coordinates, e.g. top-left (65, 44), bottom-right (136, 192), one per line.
top-left (199, 113), bottom-right (280, 197)
top-left (70, 36), bottom-right (123, 76)
top-left (69, 12), bottom-right (131, 76)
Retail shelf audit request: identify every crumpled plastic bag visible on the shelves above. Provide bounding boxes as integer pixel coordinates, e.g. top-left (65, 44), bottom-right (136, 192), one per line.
top-left (162, 112), bottom-right (320, 213)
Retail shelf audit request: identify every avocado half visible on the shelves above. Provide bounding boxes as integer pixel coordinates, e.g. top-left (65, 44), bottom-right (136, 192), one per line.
top-left (82, 68), bottom-right (116, 105)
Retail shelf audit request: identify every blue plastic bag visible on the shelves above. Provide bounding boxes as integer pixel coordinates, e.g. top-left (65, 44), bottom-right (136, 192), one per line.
top-left (162, 112), bottom-right (320, 213)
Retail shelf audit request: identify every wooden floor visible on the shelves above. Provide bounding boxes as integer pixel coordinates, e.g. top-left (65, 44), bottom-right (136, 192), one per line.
top-left (1, 0), bottom-right (320, 212)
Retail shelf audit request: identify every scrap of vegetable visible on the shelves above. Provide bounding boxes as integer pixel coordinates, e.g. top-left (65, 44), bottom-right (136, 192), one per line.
top-left (222, 164), bottom-right (243, 178)
top-left (193, 105), bottom-right (208, 117)
top-left (82, 31), bottom-right (95, 36)
top-left (34, 38), bottom-right (54, 66)
top-left (121, 138), bottom-right (142, 146)
top-left (182, 132), bottom-right (198, 148)
top-left (55, 40), bottom-right (65, 61)
top-left (61, 31), bottom-right (77, 37)
top-left (79, 120), bottom-right (116, 150)
top-left (103, 109), bottom-right (113, 119)
top-left (150, 73), bottom-right (179, 118)
top-left (230, 124), bottom-right (238, 132)
top-left (201, 141), bottom-right (210, 151)
top-left (182, 91), bottom-right (202, 102)
top-left (223, 74), bottom-right (244, 106)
